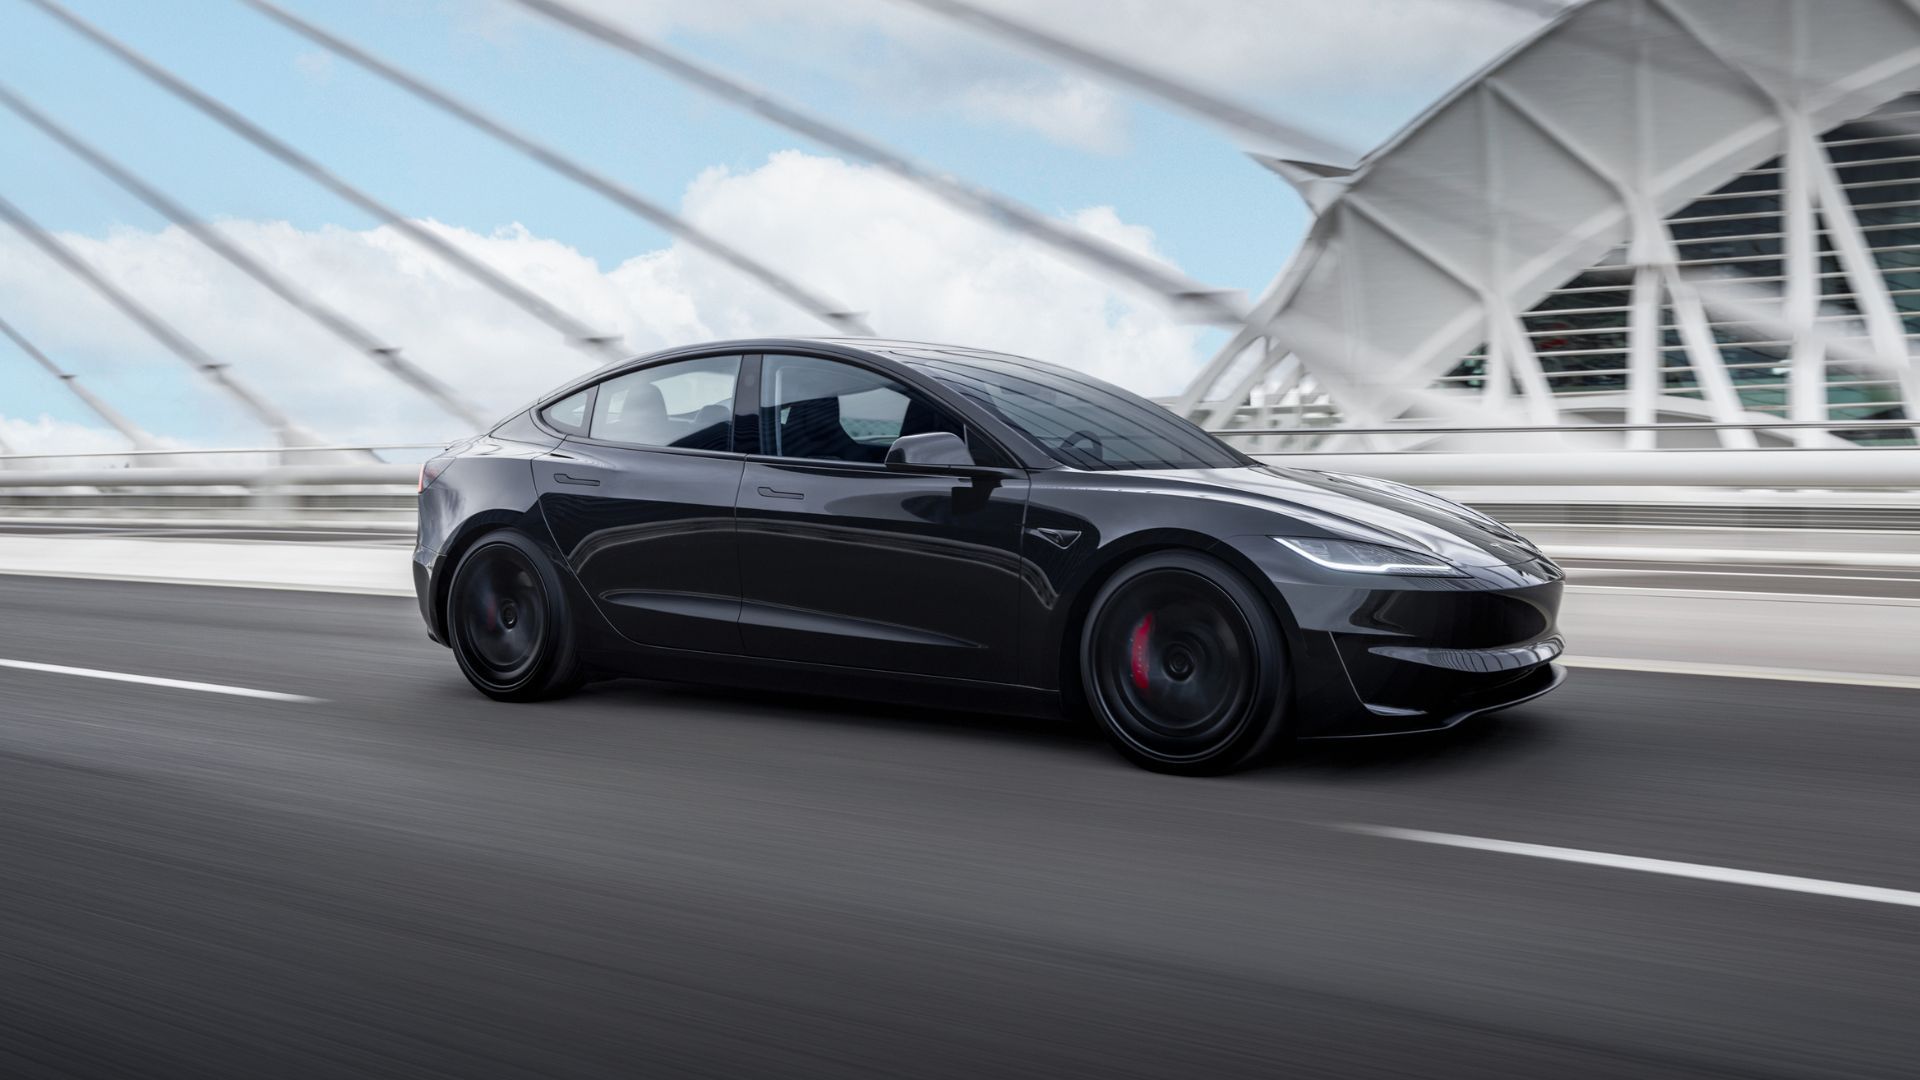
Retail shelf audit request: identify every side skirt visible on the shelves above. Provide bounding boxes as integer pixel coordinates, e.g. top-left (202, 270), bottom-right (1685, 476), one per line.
top-left (578, 638), bottom-right (1065, 722)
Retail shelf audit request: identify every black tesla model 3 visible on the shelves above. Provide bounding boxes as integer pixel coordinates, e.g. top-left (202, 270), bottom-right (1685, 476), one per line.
top-left (414, 338), bottom-right (1565, 774)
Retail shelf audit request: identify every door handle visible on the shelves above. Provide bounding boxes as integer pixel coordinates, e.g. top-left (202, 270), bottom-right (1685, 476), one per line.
top-left (757, 486), bottom-right (804, 500)
top-left (553, 472), bottom-right (601, 487)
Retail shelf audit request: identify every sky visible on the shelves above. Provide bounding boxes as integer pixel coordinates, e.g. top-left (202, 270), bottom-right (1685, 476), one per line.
top-left (0, 0), bottom-right (1556, 450)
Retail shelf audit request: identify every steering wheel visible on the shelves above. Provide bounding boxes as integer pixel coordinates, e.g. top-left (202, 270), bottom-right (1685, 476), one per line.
top-left (1060, 430), bottom-right (1104, 462)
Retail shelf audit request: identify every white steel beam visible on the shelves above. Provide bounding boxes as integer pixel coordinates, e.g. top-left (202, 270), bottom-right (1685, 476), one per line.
top-left (0, 313), bottom-right (158, 449)
top-left (0, 82), bottom-right (492, 432)
top-left (26, 0), bottom-right (626, 364)
top-left (1624, 263), bottom-right (1664, 449)
top-left (1177, 233), bottom-right (1324, 417)
top-left (1804, 123), bottom-right (1920, 435)
top-left (1478, 85), bottom-right (1557, 424)
top-left (243, 0), bottom-right (874, 339)
top-left (1783, 112), bottom-right (1830, 448)
top-left (1490, 310), bottom-right (1560, 423)
top-left (506, 0), bottom-right (1248, 328)
top-left (883, 0), bottom-right (1356, 165)
top-left (0, 193), bottom-right (322, 447)
top-left (1660, 267), bottom-right (1759, 448)
top-left (1646, 0), bottom-right (1915, 443)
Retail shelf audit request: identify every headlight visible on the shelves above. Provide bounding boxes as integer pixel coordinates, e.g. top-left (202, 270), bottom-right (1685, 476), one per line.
top-left (1275, 537), bottom-right (1467, 577)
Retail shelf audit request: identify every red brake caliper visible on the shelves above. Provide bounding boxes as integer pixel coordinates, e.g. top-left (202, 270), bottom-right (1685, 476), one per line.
top-left (1129, 613), bottom-right (1154, 693)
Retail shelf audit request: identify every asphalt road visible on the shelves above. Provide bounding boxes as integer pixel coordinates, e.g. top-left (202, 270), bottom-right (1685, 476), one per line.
top-left (1, 575), bottom-right (1918, 1079)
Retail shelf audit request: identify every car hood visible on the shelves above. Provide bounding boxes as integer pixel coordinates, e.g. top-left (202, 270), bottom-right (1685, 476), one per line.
top-left (1122, 465), bottom-right (1540, 568)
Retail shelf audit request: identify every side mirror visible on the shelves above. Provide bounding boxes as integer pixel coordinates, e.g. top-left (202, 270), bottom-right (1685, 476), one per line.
top-left (885, 431), bottom-right (975, 471)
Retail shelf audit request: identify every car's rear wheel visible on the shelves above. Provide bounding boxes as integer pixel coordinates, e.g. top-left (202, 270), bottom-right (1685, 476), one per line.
top-left (1079, 551), bottom-right (1288, 775)
top-left (447, 530), bottom-right (584, 702)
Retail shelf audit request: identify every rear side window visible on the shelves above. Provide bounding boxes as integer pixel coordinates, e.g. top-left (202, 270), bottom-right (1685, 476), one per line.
top-left (541, 388), bottom-right (593, 436)
top-left (590, 355), bottom-right (741, 452)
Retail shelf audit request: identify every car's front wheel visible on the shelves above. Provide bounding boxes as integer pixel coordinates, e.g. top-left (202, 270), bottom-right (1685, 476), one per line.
top-left (1079, 551), bottom-right (1289, 775)
top-left (446, 530), bottom-right (585, 702)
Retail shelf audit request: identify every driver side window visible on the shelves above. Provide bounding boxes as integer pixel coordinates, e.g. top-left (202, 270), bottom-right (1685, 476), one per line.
top-left (760, 354), bottom-right (964, 464)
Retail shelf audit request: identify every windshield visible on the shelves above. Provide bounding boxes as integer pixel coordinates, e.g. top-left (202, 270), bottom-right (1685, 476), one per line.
top-left (897, 351), bottom-right (1245, 471)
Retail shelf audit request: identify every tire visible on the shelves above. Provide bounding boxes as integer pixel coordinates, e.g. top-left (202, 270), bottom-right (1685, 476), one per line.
top-left (445, 530), bottom-right (586, 702)
top-left (1078, 550), bottom-right (1289, 775)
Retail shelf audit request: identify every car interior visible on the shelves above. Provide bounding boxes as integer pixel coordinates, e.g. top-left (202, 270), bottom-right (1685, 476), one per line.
top-left (591, 367), bottom-right (734, 452)
top-left (765, 359), bottom-right (962, 464)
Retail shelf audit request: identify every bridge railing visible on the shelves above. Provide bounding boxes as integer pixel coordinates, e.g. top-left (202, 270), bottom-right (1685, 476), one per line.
top-left (0, 423), bottom-right (1912, 528)
top-left (1204, 417), bottom-right (1920, 442)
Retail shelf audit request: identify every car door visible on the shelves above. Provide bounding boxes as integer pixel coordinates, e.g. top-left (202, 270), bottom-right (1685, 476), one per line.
top-left (735, 353), bottom-right (1030, 683)
top-left (533, 354), bottom-right (747, 655)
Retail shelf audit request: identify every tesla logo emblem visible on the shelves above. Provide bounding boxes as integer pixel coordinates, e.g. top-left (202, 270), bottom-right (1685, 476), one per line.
top-left (1028, 527), bottom-right (1081, 550)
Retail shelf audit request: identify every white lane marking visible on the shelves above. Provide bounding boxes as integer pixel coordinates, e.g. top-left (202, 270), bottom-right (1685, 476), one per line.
top-left (0, 658), bottom-right (322, 703)
top-left (1559, 655), bottom-right (1920, 690)
top-left (1338, 825), bottom-right (1920, 910)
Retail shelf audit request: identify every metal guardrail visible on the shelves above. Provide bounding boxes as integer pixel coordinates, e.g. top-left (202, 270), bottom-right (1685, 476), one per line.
top-left (1252, 448), bottom-right (1920, 487)
top-left (0, 426), bottom-right (1913, 496)
top-left (0, 418), bottom-right (1909, 463)
top-left (0, 443), bottom-right (443, 462)
top-left (1206, 418), bottom-right (1920, 438)
top-left (0, 465), bottom-right (418, 488)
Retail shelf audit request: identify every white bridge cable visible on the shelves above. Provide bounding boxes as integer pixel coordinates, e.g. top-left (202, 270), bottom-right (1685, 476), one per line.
top-left (504, 0), bottom-right (1250, 327)
top-left (0, 312), bottom-right (159, 449)
top-left (0, 192), bottom-right (326, 446)
top-left (240, 0), bottom-right (874, 339)
top-left (884, 0), bottom-right (1357, 166)
top-left (0, 82), bottom-right (491, 432)
top-left (23, 0), bottom-right (626, 366)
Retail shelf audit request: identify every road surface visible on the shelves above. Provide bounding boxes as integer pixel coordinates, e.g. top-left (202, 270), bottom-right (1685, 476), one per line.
top-left (1, 574), bottom-right (1916, 1078)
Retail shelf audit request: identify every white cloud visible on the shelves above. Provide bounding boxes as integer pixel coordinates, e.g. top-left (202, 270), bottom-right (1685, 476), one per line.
top-left (958, 75), bottom-right (1127, 154)
top-left (0, 151), bottom-right (1203, 447)
top-left (0, 414), bottom-right (150, 457)
top-left (472, 0), bottom-right (1555, 155)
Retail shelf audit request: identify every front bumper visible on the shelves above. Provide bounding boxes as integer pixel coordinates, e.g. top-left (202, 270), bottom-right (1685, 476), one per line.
top-left (1227, 535), bottom-right (1567, 737)
top-left (1302, 658), bottom-right (1566, 739)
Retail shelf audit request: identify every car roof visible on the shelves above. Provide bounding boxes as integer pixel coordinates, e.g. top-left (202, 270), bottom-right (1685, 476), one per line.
top-left (813, 336), bottom-right (1046, 364)
top-left (808, 337), bottom-right (1105, 384)
top-left (587, 336), bottom-right (1094, 385)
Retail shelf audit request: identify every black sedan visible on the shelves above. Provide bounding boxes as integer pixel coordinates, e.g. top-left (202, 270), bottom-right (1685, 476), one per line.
top-left (414, 338), bottom-right (1564, 774)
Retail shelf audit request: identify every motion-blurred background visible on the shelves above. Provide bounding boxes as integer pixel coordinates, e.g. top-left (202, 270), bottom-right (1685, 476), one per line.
top-left (1, 2), bottom-right (1917, 1078)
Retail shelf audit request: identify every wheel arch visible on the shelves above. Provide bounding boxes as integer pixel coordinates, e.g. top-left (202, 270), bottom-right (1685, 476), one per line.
top-left (430, 510), bottom-right (562, 642)
top-left (1050, 528), bottom-right (1302, 719)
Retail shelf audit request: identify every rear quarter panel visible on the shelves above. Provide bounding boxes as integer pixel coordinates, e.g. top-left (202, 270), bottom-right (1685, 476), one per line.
top-left (415, 416), bottom-right (569, 641)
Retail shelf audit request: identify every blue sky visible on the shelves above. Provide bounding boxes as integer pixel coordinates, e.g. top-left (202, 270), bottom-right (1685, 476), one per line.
top-left (0, 0), bottom-right (1548, 447)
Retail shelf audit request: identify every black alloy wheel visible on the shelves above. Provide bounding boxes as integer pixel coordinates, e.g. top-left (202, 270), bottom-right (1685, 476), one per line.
top-left (1080, 551), bottom-right (1288, 774)
top-left (447, 530), bottom-right (584, 702)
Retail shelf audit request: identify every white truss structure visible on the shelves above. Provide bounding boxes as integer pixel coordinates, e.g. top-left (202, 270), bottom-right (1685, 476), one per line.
top-left (1176, 0), bottom-right (1920, 450)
